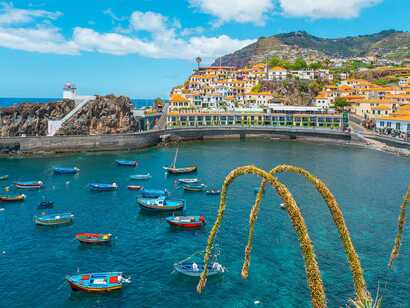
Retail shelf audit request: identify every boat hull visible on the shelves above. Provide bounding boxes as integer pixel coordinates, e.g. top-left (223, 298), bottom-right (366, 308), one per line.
top-left (89, 183), bottom-right (118, 191)
top-left (174, 262), bottom-right (224, 277)
top-left (137, 198), bottom-right (184, 212)
top-left (53, 167), bottom-right (79, 175)
top-left (164, 166), bottom-right (197, 174)
top-left (76, 233), bottom-right (112, 244)
top-left (128, 185), bottom-right (142, 191)
top-left (115, 160), bottom-right (137, 167)
top-left (183, 184), bottom-right (205, 192)
top-left (66, 272), bottom-right (124, 293)
top-left (0, 194), bottom-right (25, 202)
top-left (34, 213), bottom-right (74, 226)
top-left (15, 181), bottom-right (43, 189)
top-left (166, 216), bottom-right (205, 229)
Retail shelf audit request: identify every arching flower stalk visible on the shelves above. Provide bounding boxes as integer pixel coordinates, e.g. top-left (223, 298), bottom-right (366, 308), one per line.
top-left (196, 165), bottom-right (326, 308)
top-left (388, 182), bottom-right (410, 267)
top-left (242, 164), bottom-right (369, 304)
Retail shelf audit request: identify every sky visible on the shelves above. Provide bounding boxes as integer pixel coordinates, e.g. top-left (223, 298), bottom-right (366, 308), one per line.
top-left (0, 0), bottom-right (409, 99)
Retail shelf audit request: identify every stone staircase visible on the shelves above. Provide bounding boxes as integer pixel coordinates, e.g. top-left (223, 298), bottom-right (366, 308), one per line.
top-left (157, 103), bottom-right (169, 130)
top-left (47, 96), bottom-right (95, 136)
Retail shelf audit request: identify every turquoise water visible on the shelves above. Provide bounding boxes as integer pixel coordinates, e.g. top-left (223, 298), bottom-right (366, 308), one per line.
top-left (0, 140), bottom-right (409, 307)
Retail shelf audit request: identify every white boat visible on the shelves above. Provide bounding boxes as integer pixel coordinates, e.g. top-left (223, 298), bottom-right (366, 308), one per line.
top-left (129, 173), bottom-right (152, 180)
top-left (177, 178), bottom-right (199, 184)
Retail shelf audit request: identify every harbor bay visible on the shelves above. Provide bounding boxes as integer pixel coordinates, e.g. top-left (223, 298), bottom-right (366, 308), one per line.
top-left (0, 140), bottom-right (409, 307)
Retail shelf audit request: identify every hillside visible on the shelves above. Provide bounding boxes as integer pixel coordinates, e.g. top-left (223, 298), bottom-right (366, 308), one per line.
top-left (213, 30), bottom-right (410, 67)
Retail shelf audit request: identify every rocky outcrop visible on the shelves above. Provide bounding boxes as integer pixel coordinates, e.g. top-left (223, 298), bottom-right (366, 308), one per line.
top-left (57, 95), bottom-right (137, 135)
top-left (259, 80), bottom-right (320, 106)
top-left (0, 100), bottom-right (75, 137)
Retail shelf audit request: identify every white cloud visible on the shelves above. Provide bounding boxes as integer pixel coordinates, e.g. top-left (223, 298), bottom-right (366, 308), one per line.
top-left (0, 5), bottom-right (254, 60)
top-left (189, 0), bottom-right (274, 25)
top-left (279, 0), bottom-right (382, 19)
top-left (0, 26), bottom-right (78, 54)
top-left (0, 2), bottom-right (61, 25)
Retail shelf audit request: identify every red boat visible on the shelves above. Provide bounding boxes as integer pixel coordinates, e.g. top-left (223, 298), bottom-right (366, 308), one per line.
top-left (166, 216), bottom-right (205, 229)
top-left (75, 233), bottom-right (112, 244)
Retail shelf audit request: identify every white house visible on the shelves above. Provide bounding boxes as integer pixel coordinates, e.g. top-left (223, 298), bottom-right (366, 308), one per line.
top-left (268, 66), bottom-right (288, 81)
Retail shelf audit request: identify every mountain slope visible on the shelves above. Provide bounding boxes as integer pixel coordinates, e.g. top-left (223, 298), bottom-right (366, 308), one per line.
top-left (213, 30), bottom-right (410, 67)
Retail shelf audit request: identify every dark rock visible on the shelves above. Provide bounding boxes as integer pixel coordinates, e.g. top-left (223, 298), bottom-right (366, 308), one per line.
top-left (0, 100), bottom-right (75, 137)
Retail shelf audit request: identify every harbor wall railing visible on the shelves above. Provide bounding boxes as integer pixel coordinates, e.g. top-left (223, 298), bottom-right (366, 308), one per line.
top-left (0, 127), bottom-right (351, 154)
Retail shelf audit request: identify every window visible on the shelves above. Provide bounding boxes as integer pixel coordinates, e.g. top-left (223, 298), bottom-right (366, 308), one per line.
top-left (379, 121), bottom-right (384, 127)
top-left (396, 123), bottom-right (401, 130)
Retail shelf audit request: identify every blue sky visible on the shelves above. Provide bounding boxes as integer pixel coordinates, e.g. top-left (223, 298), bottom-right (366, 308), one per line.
top-left (0, 0), bottom-right (409, 99)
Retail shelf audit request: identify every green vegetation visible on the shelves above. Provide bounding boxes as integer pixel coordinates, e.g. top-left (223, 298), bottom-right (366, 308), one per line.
top-left (334, 97), bottom-right (351, 110)
top-left (374, 76), bottom-right (400, 86)
top-left (251, 83), bottom-right (261, 93)
top-left (268, 56), bottom-right (310, 70)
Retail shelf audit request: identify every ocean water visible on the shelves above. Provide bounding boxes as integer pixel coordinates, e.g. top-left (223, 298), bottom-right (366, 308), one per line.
top-left (0, 98), bottom-right (154, 108)
top-left (0, 140), bottom-right (409, 307)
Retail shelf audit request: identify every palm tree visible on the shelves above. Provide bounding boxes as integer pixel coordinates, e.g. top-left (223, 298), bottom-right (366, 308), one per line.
top-left (195, 56), bottom-right (202, 70)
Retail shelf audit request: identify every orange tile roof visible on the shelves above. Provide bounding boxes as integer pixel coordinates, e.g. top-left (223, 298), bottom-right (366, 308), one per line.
top-left (170, 94), bottom-right (188, 102)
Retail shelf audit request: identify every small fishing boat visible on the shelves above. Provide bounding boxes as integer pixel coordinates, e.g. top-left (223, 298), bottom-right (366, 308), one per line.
top-left (174, 262), bottom-right (224, 277)
top-left (183, 183), bottom-right (206, 192)
top-left (164, 166), bottom-right (197, 174)
top-left (206, 189), bottom-right (220, 195)
top-left (128, 185), bottom-right (143, 191)
top-left (115, 160), bottom-right (137, 167)
top-left (177, 178), bottom-right (199, 184)
top-left (34, 212), bottom-right (74, 226)
top-left (166, 216), bottom-right (205, 228)
top-left (15, 181), bottom-right (43, 189)
top-left (280, 203), bottom-right (287, 210)
top-left (89, 183), bottom-right (118, 192)
top-left (0, 175), bottom-right (9, 180)
top-left (0, 194), bottom-right (25, 202)
top-left (137, 197), bottom-right (184, 212)
top-left (75, 233), bottom-right (112, 244)
top-left (66, 272), bottom-right (129, 293)
top-left (38, 201), bottom-right (54, 209)
top-left (53, 167), bottom-right (80, 175)
top-left (140, 188), bottom-right (168, 198)
top-left (129, 173), bottom-right (152, 180)
top-left (163, 147), bottom-right (197, 174)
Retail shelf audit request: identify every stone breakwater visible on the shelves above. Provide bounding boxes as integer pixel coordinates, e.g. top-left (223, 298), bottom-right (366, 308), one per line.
top-left (0, 100), bottom-right (75, 137)
top-left (57, 95), bottom-right (137, 135)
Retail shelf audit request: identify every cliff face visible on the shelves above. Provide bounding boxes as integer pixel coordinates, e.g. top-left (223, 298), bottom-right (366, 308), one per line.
top-left (57, 95), bottom-right (137, 136)
top-left (0, 100), bottom-right (75, 137)
top-left (259, 80), bottom-right (320, 106)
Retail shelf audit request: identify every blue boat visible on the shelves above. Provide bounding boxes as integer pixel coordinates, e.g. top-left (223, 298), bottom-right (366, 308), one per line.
top-left (174, 262), bottom-right (225, 277)
top-left (53, 167), bottom-right (80, 175)
top-left (182, 183), bottom-right (206, 192)
top-left (115, 160), bottom-right (137, 167)
top-left (89, 183), bottom-right (118, 191)
top-left (34, 212), bottom-right (74, 226)
top-left (129, 173), bottom-right (152, 180)
top-left (66, 272), bottom-right (129, 293)
top-left (137, 197), bottom-right (184, 212)
top-left (140, 188), bottom-right (168, 198)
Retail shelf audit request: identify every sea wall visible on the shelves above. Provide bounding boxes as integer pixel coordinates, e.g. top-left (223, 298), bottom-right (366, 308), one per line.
top-left (0, 127), bottom-right (351, 155)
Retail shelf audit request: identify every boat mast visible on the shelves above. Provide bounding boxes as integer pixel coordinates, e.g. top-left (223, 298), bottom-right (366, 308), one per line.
top-left (172, 147), bottom-right (179, 168)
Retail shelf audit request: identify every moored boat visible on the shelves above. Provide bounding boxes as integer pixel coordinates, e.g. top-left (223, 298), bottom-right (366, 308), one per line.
top-left (177, 178), bottom-right (199, 184)
top-left (15, 181), bottom-right (43, 189)
top-left (66, 272), bottom-right (129, 293)
top-left (89, 183), bottom-right (118, 191)
top-left (0, 175), bottom-right (9, 180)
top-left (163, 147), bottom-right (197, 174)
top-left (137, 197), bottom-right (184, 212)
top-left (206, 189), bottom-right (220, 195)
top-left (128, 185), bottom-right (143, 191)
top-left (129, 173), bottom-right (152, 180)
top-left (75, 233), bottom-right (112, 244)
top-left (182, 183), bottom-right (206, 192)
top-left (164, 166), bottom-right (197, 174)
top-left (34, 212), bottom-right (74, 226)
top-left (0, 194), bottom-right (25, 202)
top-left (174, 262), bottom-right (224, 277)
top-left (166, 216), bottom-right (205, 228)
top-left (38, 201), bottom-right (54, 209)
top-left (115, 160), bottom-right (137, 167)
top-left (140, 188), bottom-right (168, 198)
top-left (53, 167), bottom-right (80, 175)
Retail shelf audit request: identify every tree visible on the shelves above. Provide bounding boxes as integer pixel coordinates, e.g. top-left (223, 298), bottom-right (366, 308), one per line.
top-left (334, 97), bottom-right (350, 110)
top-left (268, 56), bottom-right (282, 68)
top-left (292, 58), bottom-right (308, 70)
top-left (251, 83), bottom-right (261, 93)
top-left (309, 62), bottom-right (323, 70)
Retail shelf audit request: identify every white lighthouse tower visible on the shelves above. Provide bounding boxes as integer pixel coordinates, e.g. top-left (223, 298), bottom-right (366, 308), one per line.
top-left (63, 82), bottom-right (77, 99)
